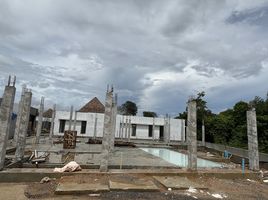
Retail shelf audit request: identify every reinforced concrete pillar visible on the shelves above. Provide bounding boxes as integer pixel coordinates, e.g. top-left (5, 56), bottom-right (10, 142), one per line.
top-left (0, 76), bottom-right (16, 170)
top-left (127, 117), bottom-right (131, 142)
top-left (13, 85), bottom-right (26, 144)
top-left (168, 116), bottom-right (171, 143)
top-left (119, 119), bottom-right (122, 139)
top-left (49, 104), bottom-right (56, 141)
top-left (202, 119), bottom-right (205, 146)
top-left (110, 93), bottom-right (117, 151)
top-left (247, 109), bottom-right (259, 171)
top-left (187, 99), bottom-right (197, 171)
top-left (73, 110), bottom-right (77, 131)
top-left (68, 105), bottom-right (73, 130)
top-left (124, 118), bottom-right (128, 141)
top-left (152, 117), bottom-right (155, 142)
top-left (100, 86), bottom-right (113, 172)
top-left (120, 116), bottom-right (123, 139)
top-left (35, 97), bottom-right (44, 144)
top-left (15, 89), bottom-right (32, 161)
top-left (181, 119), bottom-right (186, 143)
top-left (93, 113), bottom-right (98, 140)
top-left (164, 116), bottom-right (168, 144)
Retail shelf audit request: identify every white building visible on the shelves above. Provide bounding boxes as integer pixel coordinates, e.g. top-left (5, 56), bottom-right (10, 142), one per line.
top-left (53, 97), bottom-right (186, 141)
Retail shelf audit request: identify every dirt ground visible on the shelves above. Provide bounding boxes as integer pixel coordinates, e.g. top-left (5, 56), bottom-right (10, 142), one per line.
top-left (1, 175), bottom-right (268, 200)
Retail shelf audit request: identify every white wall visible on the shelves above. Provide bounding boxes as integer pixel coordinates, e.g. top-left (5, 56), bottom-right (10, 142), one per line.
top-left (54, 112), bottom-right (185, 141)
top-left (54, 111), bottom-right (104, 137)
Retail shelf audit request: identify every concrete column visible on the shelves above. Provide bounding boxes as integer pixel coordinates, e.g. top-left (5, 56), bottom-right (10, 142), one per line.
top-left (73, 110), bottom-right (77, 131)
top-left (124, 118), bottom-right (128, 141)
top-left (13, 85), bottom-right (26, 144)
top-left (202, 119), bottom-right (205, 146)
top-left (110, 93), bottom-right (117, 151)
top-left (100, 87), bottom-right (113, 172)
top-left (35, 97), bottom-right (44, 144)
top-left (187, 99), bottom-right (197, 171)
top-left (119, 119), bottom-right (122, 139)
top-left (127, 118), bottom-right (130, 140)
top-left (181, 119), bottom-right (186, 143)
top-left (152, 117), bottom-right (155, 142)
top-left (49, 104), bottom-right (56, 141)
top-left (93, 113), bottom-right (98, 140)
top-left (164, 115), bottom-right (169, 144)
top-left (15, 89), bottom-right (32, 161)
top-left (247, 109), bottom-right (259, 171)
top-left (168, 116), bottom-right (171, 143)
top-left (68, 105), bottom-right (73, 130)
top-left (127, 117), bottom-right (131, 142)
top-left (120, 117), bottom-right (123, 139)
top-left (0, 76), bottom-right (16, 170)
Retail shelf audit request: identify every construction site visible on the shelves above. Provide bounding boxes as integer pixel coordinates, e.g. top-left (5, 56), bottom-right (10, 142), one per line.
top-left (0, 75), bottom-right (267, 200)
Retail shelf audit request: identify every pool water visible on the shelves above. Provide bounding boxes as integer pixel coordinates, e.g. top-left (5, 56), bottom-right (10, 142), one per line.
top-left (140, 148), bottom-right (222, 168)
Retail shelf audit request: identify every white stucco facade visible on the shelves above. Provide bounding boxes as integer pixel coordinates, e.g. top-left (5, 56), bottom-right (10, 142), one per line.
top-left (54, 111), bottom-right (186, 141)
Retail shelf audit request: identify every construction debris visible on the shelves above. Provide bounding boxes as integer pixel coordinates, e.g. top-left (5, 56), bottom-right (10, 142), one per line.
top-left (40, 177), bottom-right (52, 184)
top-left (29, 151), bottom-right (49, 164)
top-left (63, 131), bottom-right (77, 149)
top-left (53, 161), bottom-right (82, 172)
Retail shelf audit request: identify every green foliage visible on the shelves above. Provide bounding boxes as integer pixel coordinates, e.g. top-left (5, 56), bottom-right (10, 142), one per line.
top-left (177, 91), bottom-right (268, 153)
top-left (119, 101), bottom-right (138, 116)
top-left (143, 111), bottom-right (157, 118)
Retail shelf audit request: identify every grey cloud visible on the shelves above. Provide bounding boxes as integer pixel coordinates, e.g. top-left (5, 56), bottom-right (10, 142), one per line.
top-left (0, 0), bottom-right (268, 115)
top-left (227, 4), bottom-right (268, 27)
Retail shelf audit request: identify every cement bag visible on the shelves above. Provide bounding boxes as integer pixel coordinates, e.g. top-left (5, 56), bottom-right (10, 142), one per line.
top-left (53, 161), bottom-right (82, 172)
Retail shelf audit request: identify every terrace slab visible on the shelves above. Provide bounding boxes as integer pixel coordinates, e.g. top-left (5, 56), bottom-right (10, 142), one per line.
top-left (153, 176), bottom-right (207, 190)
top-left (109, 174), bottom-right (159, 191)
top-left (55, 182), bottom-right (109, 194)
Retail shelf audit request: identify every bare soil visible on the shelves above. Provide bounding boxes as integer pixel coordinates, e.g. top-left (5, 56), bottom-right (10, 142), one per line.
top-left (1, 175), bottom-right (268, 200)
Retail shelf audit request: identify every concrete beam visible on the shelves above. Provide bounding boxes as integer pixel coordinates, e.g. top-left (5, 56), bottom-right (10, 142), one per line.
top-left (247, 109), bottom-right (259, 171)
top-left (187, 100), bottom-right (197, 171)
top-left (15, 89), bottom-right (32, 161)
top-left (0, 76), bottom-right (16, 170)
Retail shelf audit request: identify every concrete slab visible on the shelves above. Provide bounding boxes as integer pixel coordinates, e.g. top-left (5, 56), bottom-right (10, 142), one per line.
top-left (109, 175), bottom-right (159, 191)
top-left (55, 182), bottom-right (109, 194)
top-left (153, 176), bottom-right (207, 190)
top-left (0, 183), bottom-right (27, 200)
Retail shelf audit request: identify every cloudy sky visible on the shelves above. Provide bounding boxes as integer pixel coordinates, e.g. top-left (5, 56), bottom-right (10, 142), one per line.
top-left (0, 0), bottom-right (268, 116)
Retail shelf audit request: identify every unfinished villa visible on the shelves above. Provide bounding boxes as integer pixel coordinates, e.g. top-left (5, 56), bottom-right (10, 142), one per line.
top-left (55, 97), bottom-right (186, 142)
top-left (0, 76), bottom-right (268, 199)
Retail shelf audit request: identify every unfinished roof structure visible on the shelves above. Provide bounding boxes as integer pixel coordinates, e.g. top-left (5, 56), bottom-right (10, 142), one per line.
top-left (78, 97), bottom-right (105, 113)
top-left (43, 108), bottom-right (53, 118)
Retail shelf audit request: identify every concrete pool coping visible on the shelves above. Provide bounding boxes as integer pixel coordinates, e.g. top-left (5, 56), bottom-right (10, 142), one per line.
top-left (0, 168), bottom-right (260, 182)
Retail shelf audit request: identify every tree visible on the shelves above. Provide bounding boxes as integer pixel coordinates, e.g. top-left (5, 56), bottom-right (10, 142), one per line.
top-left (118, 101), bottom-right (137, 116)
top-left (175, 91), bottom-right (212, 140)
top-left (143, 111), bottom-right (157, 118)
top-left (176, 91), bottom-right (268, 153)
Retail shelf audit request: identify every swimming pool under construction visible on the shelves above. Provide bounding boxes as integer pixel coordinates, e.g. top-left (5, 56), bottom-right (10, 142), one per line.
top-left (3, 136), bottom-right (242, 172)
